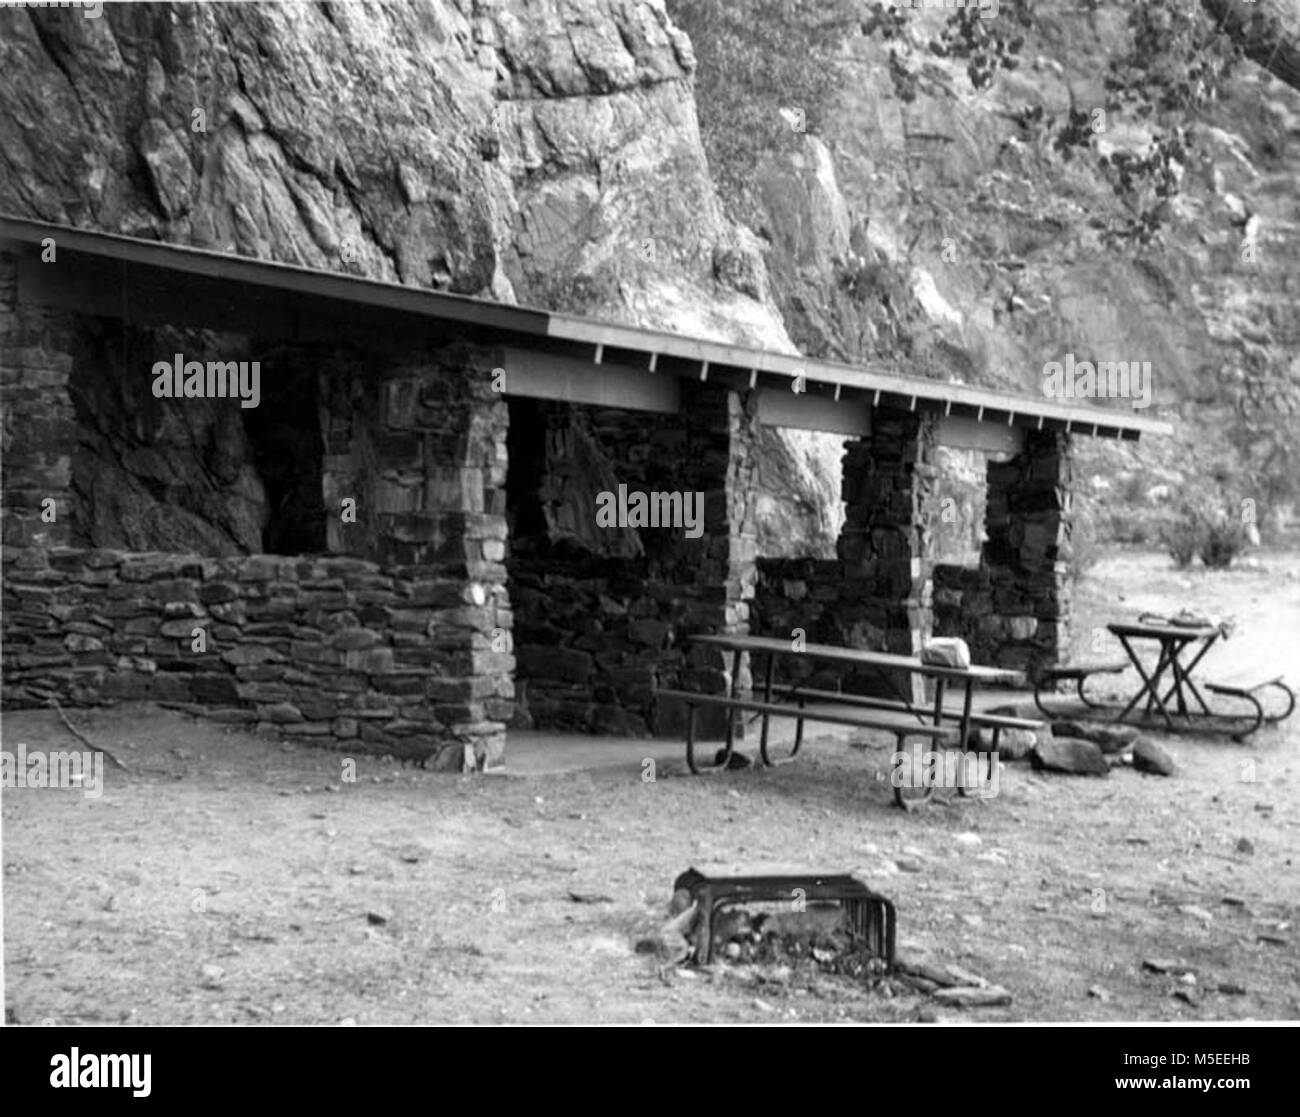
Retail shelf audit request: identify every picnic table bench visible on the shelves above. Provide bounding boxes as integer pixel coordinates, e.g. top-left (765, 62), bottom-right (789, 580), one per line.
top-left (1204, 676), bottom-right (1296, 739)
top-left (771, 684), bottom-right (1042, 752)
top-left (654, 689), bottom-right (958, 774)
top-left (1032, 661), bottom-right (1128, 716)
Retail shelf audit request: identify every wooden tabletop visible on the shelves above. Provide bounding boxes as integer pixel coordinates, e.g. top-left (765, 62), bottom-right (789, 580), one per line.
top-left (1108, 621), bottom-right (1222, 641)
top-left (688, 633), bottom-right (1024, 684)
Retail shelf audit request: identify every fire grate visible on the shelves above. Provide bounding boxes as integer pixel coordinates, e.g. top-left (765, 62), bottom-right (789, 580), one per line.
top-left (673, 867), bottom-right (895, 969)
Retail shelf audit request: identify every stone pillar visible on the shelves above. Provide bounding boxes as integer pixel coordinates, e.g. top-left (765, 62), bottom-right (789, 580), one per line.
top-left (838, 408), bottom-right (940, 701)
top-left (0, 252), bottom-right (77, 549)
top-left (564, 382), bottom-right (759, 739)
top-left (982, 429), bottom-right (1073, 673)
top-left (671, 383), bottom-right (760, 736)
top-left (317, 341), bottom-right (512, 769)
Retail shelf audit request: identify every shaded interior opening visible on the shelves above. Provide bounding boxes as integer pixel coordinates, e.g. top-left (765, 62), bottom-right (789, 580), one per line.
top-left (65, 319), bottom-right (326, 556)
top-left (242, 352), bottom-right (326, 555)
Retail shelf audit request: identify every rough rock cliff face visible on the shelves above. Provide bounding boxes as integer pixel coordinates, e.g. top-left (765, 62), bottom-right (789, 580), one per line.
top-left (0, 0), bottom-right (839, 556)
top-left (67, 323), bottom-right (269, 555)
top-left (672, 0), bottom-right (1300, 539)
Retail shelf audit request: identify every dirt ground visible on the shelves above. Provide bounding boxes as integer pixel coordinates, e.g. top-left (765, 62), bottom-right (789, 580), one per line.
top-left (3, 548), bottom-right (1298, 1024)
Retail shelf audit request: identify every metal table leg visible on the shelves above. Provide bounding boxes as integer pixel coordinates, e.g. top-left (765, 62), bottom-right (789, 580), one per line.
top-left (685, 703), bottom-right (701, 774)
top-left (715, 647), bottom-right (742, 769)
top-left (1159, 632), bottom-right (1218, 716)
top-left (758, 653), bottom-right (776, 766)
top-left (1169, 641), bottom-right (1192, 717)
top-left (955, 679), bottom-right (983, 798)
top-left (1144, 642), bottom-right (1174, 718)
top-left (1116, 634), bottom-right (1175, 728)
top-left (958, 679), bottom-right (975, 750)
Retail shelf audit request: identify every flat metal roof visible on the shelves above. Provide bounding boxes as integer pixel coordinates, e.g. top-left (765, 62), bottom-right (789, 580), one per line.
top-left (0, 215), bottom-right (1171, 440)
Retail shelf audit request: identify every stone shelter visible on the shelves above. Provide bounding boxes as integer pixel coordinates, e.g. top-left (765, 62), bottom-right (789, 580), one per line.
top-left (0, 216), bottom-right (1169, 769)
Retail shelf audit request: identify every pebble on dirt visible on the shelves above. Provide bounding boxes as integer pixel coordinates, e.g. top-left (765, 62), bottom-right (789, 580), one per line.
top-left (933, 985), bottom-right (1012, 1007)
top-left (567, 890), bottom-right (614, 904)
top-left (1142, 958), bottom-right (1187, 974)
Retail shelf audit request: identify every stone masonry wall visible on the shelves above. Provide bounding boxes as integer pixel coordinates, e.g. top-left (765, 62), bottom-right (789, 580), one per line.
top-left (755, 418), bottom-right (1074, 690)
top-left (506, 386), bottom-right (760, 739)
top-left (510, 552), bottom-right (721, 737)
top-left (0, 547), bottom-right (502, 769)
top-left (315, 341), bottom-right (514, 761)
top-left (2, 247), bottom-right (512, 767)
top-left (0, 253), bottom-right (75, 549)
top-left (980, 429), bottom-right (1074, 672)
top-left (749, 411), bottom-right (942, 696)
top-left (751, 557), bottom-right (905, 695)
top-left (838, 409), bottom-right (940, 661)
top-left (931, 563), bottom-right (992, 661)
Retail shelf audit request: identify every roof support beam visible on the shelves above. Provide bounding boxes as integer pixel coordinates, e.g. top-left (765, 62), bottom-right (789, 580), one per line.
top-left (502, 347), bottom-right (679, 414)
top-left (935, 415), bottom-right (1025, 455)
top-left (755, 388), bottom-right (872, 436)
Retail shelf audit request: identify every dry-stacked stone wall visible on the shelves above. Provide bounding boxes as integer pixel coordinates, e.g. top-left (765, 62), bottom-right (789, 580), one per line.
top-left (1, 249), bottom-right (512, 768)
top-left (931, 563), bottom-right (990, 659)
top-left (510, 554), bottom-right (723, 738)
top-left (979, 429), bottom-right (1074, 671)
top-left (838, 409), bottom-right (940, 662)
top-left (756, 416), bottom-right (1074, 683)
top-left (750, 558), bottom-right (890, 692)
top-left (0, 254), bottom-right (75, 550)
top-left (0, 547), bottom-right (507, 768)
top-left (506, 386), bottom-right (761, 739)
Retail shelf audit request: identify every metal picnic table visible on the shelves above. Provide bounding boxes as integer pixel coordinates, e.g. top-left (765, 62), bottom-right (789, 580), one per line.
top-left (1035, 615), bottom-right (1294, 740)
top-left (688, 633), bottom-right (1024, 761)
top-left (1108, 619), bottom-right (1225, 729)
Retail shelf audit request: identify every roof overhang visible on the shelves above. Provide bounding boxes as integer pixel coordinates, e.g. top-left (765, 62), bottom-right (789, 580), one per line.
top-left (0, 216), bottom-right (1172, 441)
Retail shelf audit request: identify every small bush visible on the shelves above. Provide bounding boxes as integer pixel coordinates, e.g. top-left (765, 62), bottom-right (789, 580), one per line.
top-left (1160, 497), bottom-right (1253, 570)
top-left (1161, 516), bottom-right (1199, 568)
top-left (1198, 518), bottom-right (1250, 569)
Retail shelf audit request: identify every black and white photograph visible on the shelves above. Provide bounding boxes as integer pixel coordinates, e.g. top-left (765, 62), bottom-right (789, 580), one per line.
top-left (0, 0), bottom-right (1297, 1052)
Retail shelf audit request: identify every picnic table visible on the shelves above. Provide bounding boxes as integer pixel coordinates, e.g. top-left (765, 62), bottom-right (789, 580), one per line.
top-left (1034, 615), bottom-right (1295, 740)
top-left (1108, 619), bottom-right (1224, 729)
top-left (656, 634), bottom-right (1034, 806)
